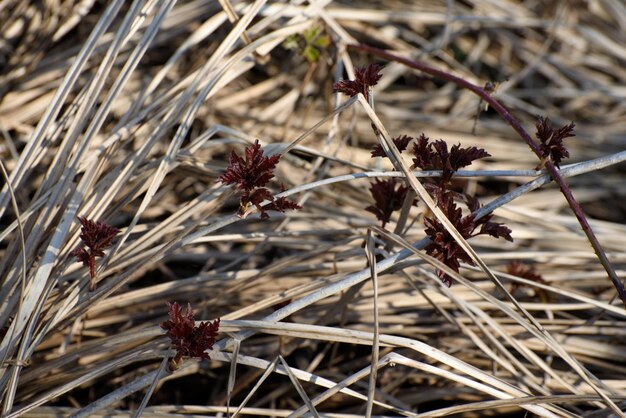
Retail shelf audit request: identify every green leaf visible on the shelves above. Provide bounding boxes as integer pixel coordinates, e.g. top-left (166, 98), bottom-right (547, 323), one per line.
top-left (303, 46), bottom-right (320, 63)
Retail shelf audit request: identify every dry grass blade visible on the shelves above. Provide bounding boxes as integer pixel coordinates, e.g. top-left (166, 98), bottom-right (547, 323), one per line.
top-left (230, 356), bottom-right (278, 418)
top-left (70, 358), bottom-right (168, 418)
top-left (132, 356), bottom-right (169, 418)
top-left (364, 230), bottom-right (380, 418)
top-left (278, 355), bottom-right (320, 418)
top-left (288, 353), bottom-right (408, 418)
top-left (0, 159), bottom-right (27, 416)
top-left (228, 337), bottom-right (241, 416)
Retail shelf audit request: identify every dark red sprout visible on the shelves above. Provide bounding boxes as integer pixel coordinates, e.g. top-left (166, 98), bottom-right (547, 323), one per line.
top-left (218, 139), bottom-right (280, 192)
top-left (412, 134), bottom-right (490, 184)
top-left (71, 217), bottom-right (120, 291)
top-left (365, 178), bottom-right (412, 228)
top-left (371, 135), bottom-right (413, 158)
top-left (218, 140), bottom-right (300, 219)
top-left (245, 187), bottom-right (275, 218)
top-left (333, 63), bottom-right (383, 101)
top-left (506, 261), bottom-right (550, 300)
top-left (424, 195), bottom-right (512, 287)
top-left (535, 117), bottom-right (575, 169)
top-left (362, 132), bottom-right (511, 288)
top-left (267, 194), bottom-right (302, 214)
top-left (161, 302), bottom-right (220, 370)
top-left (465, 196), bottom-right (514, 242)
top-left (507, 261), bottom-right (544, 283)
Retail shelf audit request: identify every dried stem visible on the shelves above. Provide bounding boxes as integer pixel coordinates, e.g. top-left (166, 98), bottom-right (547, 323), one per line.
top-left (88, 254), bottom-right (97, 292)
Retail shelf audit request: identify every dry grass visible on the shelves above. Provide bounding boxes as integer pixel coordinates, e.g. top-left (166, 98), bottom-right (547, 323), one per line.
top-left (1, 0), bottom-right (626, 416)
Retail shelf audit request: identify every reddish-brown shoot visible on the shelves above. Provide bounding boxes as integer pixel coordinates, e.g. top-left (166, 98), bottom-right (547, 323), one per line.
top-left (371, 135), bottom-right (413, 158)
top-left (336, 60), bottom-right (515, 287)
top-left (218, 140), bottom-right (301, 219)
top-left (424, 195), bottom-right (512, 286)
top-left (364, 129), bottom-right (511, 287)
top-left (71, 217), bottom-right (120, 291)
top-left (507, 261), bottom-right (550, 301)
top-left (333, 63), bottom-right (383, 101)
top-left (365, 178), bottom-right (411, 228)
top-left (412, 134), bottom-right (491, 185)
top-left (535, 117), bottom-right (575, 169)
top-left (161, 302), bottom-right (220, 371)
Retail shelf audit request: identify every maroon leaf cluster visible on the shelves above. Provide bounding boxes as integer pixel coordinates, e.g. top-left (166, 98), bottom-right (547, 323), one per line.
top-left (339, 61), bottom-right (513, 287)
top-left (365, 178), bottom-right (411, 228)
top-left (370, 135), bottom-right (413, 158)
top-left (506, 260), bottom-right (544, 283)
top-left (161, 302), bottom-right (220, 370)
top-left (465, 196), bottom-right (514, 241)
top-left (424, 195), bottom-right (512, 286)
top-left (365, 132), bottom-right (491, 226)
top-left (71, 217), bottom-right (120, 291)
top-left (218, 140), bottom-right (301, 219)
top-left (362, 127), bottom-right (512, 286)
top-left (268, 192), bottom-right (302, 214)
top-left (535, 117), bottom-right (575, 169)
top-left (333, 63), bottom-right (383, 101)
top-left (412, 134), bottom-right (490, 184)
top-left (506, 261), bottom-right (550, 301)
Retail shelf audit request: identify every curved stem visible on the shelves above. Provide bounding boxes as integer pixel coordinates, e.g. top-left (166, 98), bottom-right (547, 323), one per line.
top-left (347, 42), bottom-right (626, 308)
